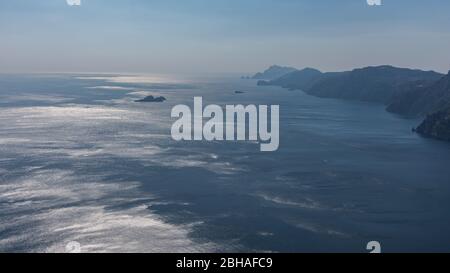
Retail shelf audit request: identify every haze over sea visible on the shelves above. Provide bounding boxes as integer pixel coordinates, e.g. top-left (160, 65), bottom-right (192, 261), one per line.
top-left (1, 73), bottom-right (450, 252)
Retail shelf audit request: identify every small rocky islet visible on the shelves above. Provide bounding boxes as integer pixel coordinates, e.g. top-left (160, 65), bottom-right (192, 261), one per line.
top-left (135, 95), bottom-right (167, 103)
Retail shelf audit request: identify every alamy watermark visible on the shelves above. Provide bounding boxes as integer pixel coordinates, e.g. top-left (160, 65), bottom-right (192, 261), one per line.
top-left (367, 0), bottom-right (382, 6)
top-left (367, 241), bottom-right (382, 253)
top-left (171, 97), bottom-right (280, 152)
top-left (66, 0), bottom-right (81, 6)
top-left (65, 241), bottom-right (81, 253)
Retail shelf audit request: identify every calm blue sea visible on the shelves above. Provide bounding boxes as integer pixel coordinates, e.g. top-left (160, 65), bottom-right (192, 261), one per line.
top-left (1, 74), bottom-right (450, 253)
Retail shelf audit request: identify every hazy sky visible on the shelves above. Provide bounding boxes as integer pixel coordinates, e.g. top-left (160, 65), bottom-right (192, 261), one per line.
top-left (1, 0), bottom-right (449, 74)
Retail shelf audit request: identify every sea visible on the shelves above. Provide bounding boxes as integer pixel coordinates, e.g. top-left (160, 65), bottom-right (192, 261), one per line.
top-left (1, 73), bottom-right (450, 253)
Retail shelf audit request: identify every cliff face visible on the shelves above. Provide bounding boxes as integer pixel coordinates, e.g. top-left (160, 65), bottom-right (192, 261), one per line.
top-left (254, 65), bottom-right (450, 143)
top-left (387, 71), bottom-right (450, 117)
top-left (416, 108), bottom-right (450, 141)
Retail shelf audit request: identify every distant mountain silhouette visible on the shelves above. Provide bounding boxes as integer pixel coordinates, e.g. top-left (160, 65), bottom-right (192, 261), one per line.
top-left (259, 65), bottom-right (442, 104)
top-left (306, 66), bottom-right (442, 104)
top-left (258, 68), bottom-right (323, 91)
top-left (255, 65), bottom-right (450, 142)
top-left (252, 65), bottom-right (297, 80)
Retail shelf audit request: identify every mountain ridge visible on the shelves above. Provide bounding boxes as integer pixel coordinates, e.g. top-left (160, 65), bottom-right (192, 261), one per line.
top-left (254, 65), bottom-right (450, 142)
top-left (252, 65), bottom-right (297, 80)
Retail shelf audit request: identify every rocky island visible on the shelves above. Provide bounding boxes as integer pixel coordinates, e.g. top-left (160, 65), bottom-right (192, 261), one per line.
top-left (135, 95), bottom-right (167, 103)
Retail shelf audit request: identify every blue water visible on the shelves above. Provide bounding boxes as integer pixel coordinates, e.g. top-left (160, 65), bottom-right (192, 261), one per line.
top-left (1, 74), bottom-right (450, 253)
